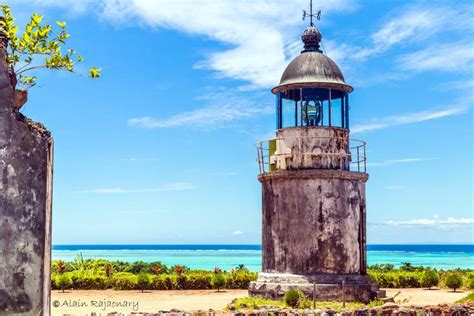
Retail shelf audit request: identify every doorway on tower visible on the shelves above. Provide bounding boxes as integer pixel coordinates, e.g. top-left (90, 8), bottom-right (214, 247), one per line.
top-left (359, 203), bottom-right (367, 274)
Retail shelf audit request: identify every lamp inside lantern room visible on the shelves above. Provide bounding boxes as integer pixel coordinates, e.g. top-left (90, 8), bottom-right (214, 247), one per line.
top-left (276, 87), bottom-right (349, 129)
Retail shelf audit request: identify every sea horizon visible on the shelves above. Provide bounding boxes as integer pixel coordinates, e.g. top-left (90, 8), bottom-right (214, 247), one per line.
top-left (52, 244), bottom-right (474, 271)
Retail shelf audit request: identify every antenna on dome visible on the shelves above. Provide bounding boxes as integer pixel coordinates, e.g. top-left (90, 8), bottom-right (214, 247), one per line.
top-left (302, 0), bottom-right (321, 27)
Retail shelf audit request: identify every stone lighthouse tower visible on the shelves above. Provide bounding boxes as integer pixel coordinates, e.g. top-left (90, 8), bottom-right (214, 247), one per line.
top-left (249, 9), bottom-right (379, 303)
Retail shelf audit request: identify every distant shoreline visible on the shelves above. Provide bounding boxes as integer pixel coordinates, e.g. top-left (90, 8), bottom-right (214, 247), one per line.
top-left (53, 244), bottom-right (474, 250)
top-left (52, 244), bottom-right (474, 270)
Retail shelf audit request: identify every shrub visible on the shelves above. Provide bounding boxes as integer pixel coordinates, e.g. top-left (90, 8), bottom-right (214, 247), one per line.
top-left (55, 273), bottom-right (73, 292)
top-left (112, 272), bottom-right (137, 290)
top-left (55, 260), bottom-right (68, 274)
top-left (468, 277), bottom-right (474, 290)
top-left (233, 271), bottom-right (257, 288)
top-left (137, 273), bottom-right (152, 292)
top-left (284, 290), bottom-right (305, 308)
top-left (396, 272), bottom-right (421, 288)
top-left (445, 273), bottom-right (463, 292)
top-left (130, 261), bottom-right (148, 274)
top-left (297, 297), bottom-right (313, 308)
top-left (212, 273), bottom-right (226, 292)
top-left (71, 274), bottom-right (108, 290)
top-left (104, 263), bottom-right (115, 278)
top-left (170, 265), bottom-right (189, 275)
top-left (186, 271), bottom-right (212, 289)
top-left (176, 274), bottom-right (188, 290)
top-left (421, 269), bottom-right (439, 289)
top-left (153, 274), bottom-right (171, 290)
top-left (149, 262), bottom-right (167, 275)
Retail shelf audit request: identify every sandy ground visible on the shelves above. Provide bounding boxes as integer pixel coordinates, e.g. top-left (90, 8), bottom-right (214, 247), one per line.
top-left (384, 288), bottom-right (468, 305)
top-left (51, 288), bottom-right (470, 315)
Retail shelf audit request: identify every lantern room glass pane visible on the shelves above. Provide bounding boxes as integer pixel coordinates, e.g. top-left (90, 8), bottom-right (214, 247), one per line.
top-left (331, 96), bottom-right (342, 127)
top-left (276, 88), bottom-right (348, 129)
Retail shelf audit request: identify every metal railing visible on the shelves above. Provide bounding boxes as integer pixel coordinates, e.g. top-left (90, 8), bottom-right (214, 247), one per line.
top-left (256, 136), bottom-right (366, 175)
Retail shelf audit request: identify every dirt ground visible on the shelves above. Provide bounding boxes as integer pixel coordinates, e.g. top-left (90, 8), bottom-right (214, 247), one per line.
top-left (51, 288), bottom-right (470, 315)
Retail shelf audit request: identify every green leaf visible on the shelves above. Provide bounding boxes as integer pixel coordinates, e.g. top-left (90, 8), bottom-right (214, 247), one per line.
top-left (89, 67), bottom-right (102, 78)
top-left (2, 5), bottom-right (101, 89)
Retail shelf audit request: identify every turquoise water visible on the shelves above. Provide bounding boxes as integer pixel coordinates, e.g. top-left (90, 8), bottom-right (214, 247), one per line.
top-left (52, 244), bottom-right (473, 271)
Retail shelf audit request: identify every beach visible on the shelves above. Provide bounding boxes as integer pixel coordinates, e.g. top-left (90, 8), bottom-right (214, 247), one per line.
top-left (51, 288), bottom-right (470, 315)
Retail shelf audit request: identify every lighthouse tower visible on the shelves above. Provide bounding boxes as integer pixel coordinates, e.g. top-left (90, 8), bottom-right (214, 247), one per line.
top-left (249, 9), bottom-right (379, 303)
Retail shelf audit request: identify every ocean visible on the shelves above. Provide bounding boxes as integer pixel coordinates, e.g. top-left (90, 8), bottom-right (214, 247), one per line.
top-left (52, 244), bottom-right (473, 271)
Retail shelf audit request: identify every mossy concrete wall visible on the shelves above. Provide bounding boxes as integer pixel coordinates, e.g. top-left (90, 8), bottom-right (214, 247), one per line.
top-left (259, 169), bottom-right (367, 275)
top-left (0, 34), bottom-right (53, 315)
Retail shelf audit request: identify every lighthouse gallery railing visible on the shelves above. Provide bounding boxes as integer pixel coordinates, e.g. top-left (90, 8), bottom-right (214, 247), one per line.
top-left (256, 136), bottom-right (366, 175)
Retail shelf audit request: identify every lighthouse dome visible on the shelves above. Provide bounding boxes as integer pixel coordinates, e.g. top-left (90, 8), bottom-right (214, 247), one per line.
top-left (272, 26), bottom-right (353, 94)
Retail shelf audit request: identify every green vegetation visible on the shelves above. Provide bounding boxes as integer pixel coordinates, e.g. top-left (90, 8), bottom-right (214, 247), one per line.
top-left (212, 271), bottom-right (226, 292)
top-left (51, 254), bottom-right (257, 291)
top-left (456, 292), bottom-right (474, 303)
top-left (0, 5), bottom-right (100, 89)
top-left (284, 290), bottom-right (305, 307)
top-left (137, 273), bottom-right (152, 293)
top-left (420, 268), bottom-right (439, 289)
top-left (54, 273), bottom-right (72, 292)
top-left (228, 297), bottom-right (287, 309)
top-left (50, 256), bottom-right (472, 292)
top-left (228, 297), bottom-right (384, 312)
top-left (368, 264), bottom-right (472, 290)
top-left (445, 272), bottom-right (463, 292)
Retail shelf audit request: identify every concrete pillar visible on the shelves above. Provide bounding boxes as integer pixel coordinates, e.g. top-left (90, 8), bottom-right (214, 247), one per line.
top-left (0, 28), bottom-right (53, 315)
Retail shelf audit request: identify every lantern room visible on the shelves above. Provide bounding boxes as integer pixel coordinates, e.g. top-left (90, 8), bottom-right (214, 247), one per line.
top-left (272, 25), bottom-right (353, 130)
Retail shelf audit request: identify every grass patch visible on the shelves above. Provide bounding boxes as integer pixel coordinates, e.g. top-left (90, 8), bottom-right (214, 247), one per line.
top-left (456, 292), bottom-right (474, 303)
top-left (227, 297), bottom-right (286, 310)
top-left (228, 297), bottom-right (384, 311)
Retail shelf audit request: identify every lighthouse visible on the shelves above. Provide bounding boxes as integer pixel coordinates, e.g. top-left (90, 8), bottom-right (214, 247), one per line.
top-left (249, 7), bottom-right (380, 303)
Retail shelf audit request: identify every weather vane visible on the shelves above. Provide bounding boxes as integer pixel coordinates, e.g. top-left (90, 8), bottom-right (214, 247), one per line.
top-left (302, 0), bottom-right (321, 27)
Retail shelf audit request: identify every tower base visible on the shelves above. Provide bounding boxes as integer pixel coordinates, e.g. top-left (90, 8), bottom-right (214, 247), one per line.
top-left (249, 272), bottom-right (380, 303)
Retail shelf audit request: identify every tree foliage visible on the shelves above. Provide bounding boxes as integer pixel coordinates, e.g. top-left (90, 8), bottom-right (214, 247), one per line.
top-left (212, 273), bottom-right (226, 292)
top-left (55, 273), bottom-right (72, 293)
top-left (0, 5), bottom-right (101, 89)
top-left (137, 272), bottom-right (152, 293)
top-left (421, 269), bottom-right (439, 289)
top-left (445, 273), bottom-right (463, 292)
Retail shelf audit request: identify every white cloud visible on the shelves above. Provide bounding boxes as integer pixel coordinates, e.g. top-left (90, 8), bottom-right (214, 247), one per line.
top-left (385, 216), bottom-right (474, 229)
top-left (351, 104), bottom-right (468, 134)
top-left (78, 182), bottom-right (195, 193)
top-left (101, 0), bottom-right (355, 88)
top-left (399, 42), bottom-right (474, 73)
top-left (232, 230), bottom-right (243, 235)
top-left (367, 158), bottom-right (436, 167)
top-left (351, 4), bottom-right (473, 62)
top-left (441, 79), bottom-right (474, 92)
top-left (10, 0), bottom-right (353, 89)
top-left (327, 3), bottom-right (473, 82)
top-left (129, 89), bottom-right (273, 129)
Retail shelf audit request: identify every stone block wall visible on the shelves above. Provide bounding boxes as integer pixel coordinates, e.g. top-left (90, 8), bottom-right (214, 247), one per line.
top-left (0, 32), bottom-right (53, 315)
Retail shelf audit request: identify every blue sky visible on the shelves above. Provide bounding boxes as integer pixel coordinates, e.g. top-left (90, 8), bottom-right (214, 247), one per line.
top-left (6, 0), bottom-right (473, 244)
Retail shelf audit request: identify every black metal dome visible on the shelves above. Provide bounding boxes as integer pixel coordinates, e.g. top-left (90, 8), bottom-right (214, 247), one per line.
top-left (272, 26), bottom-right (353, 94)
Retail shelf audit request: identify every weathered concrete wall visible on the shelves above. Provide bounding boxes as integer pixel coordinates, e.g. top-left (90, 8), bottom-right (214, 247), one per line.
top-left (260, 169), bottom-right (367, 275)
top-left (0, 33), bottom-right (53, 314)
top-left (274, 127), bottom-right (350, 170)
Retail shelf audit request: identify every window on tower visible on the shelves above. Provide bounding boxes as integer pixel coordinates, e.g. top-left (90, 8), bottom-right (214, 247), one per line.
top-left (276, 88), bottom-right (349, 130)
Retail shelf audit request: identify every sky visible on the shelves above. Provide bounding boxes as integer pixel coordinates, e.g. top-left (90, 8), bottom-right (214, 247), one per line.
top-left (5, 0), bottom-right (473, 244)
